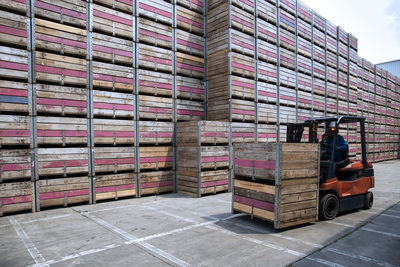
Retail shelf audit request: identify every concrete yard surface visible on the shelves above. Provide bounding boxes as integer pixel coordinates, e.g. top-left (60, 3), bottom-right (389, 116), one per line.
top-left (1, 160), bottom-right (399, 267)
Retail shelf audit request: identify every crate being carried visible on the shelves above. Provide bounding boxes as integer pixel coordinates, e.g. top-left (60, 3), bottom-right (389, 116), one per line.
top-left (233, 143), bottom-right (319, 229)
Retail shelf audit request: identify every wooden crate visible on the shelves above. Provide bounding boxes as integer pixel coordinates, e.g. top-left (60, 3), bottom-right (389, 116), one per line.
top-left (257, 18), bottom-right (277, 44)
top-left (0, 46), bottom-right (28, 81)
top-left (280, 67), bottom-right (296, 88)
top-left (138, 69), bottom-right (172, 97)
top-left (139, 95), bottom-right (173, 121)
top-left (138, 43), bottom-right (173, 73)
top-left (279, 8), bottom-right (295, 33)
top-left (0, 115), bottom-right (29, 146)
top-left (94, 0), bottom-right (134, 13)
top-left (339, 42), bottom-right (348, 60)
top-left (35, 0), bottom-right (87, 29)
top-left (178, 169), bottom-right (229, 197)
top-left (313, 11), bottom-right (325, 31)
top-left (233, 143), bottom-right (318, 229)
top-left (313, 93), bottom-right (325, 111)
top-left (298, 72), bottom-right (312, 92)
top-left (257, 39), bottom-right (277, 64)
top-left (176, 29), bottom-right (204, 57)
top-left (94, 147), bottom-right (135, 173)
top-left (297, 55), bottom-right (311, 75)
top-left (177, 5), bottom-right (204, 36)
top-left (257, 0), bottom-right (277, 24)
top-left (297, 18), bottom-right (312, 41)
top-left (339, 56), bottom-right (348, 73)
top-left (208, 75), bottom-right (255, 100)
top-left (93, 61), bottom-right (134, 92)
top-left (176, 99), bottom-right (205, 121)
top-left (231, 122), bottom-right (256, 143)
top-left (280, 105), bottom-right (296, 124)
top-left (298, 90), bottom-right (312, 110)
top-left (93, 4), bottom-right (134, 39)
top-left (177, 121), bottom-right (229, 146)
top-left (297, 36), bottom-right (312, 58)
top-left (138, 0), bottom-right (173, 26)
top-left (140, 170), bottom-right (174, 196)
top-left (326, 20), bottom-right (337, 39)
top-left (208, 97), bottom-right (256, 122)
top-left (94, 172), bottom-right (136, 202)
top-left (35, 52), bottom-right (86, 86)
top-left (327, 35), bottom-right (337, 54)
top-left (0, 149), bottom-right (31, 182)
top-left (176, 75), bottom-right (205, 101)
top-left (279, 0), bottom-right (295, 14)
top-left (38, 176), bottom-right (90, 208)
top-left (0, 10), bottom-right (28, 49)
top-left (93, 90), bottom-right (134, 119)
top-left (177, 146), bottom-right (229, 171)
top-left (138, 121), bottom-right (173, 145)
top-left (0, 81), bottom-right (29, 114)
top-left (279, 48), bottom-right (295, 70)
top-left (92, 32), bottom-right (134, 65)
top-left (257, 124), bottom-right (277, 143)
top-left (327, 53), bottom-right (337, 71)
top-left (279, 86), bottom-right (296, 107)
top-left (297, 108), bottom-right (313, 122)
top-left (338, 27), bottom-right (348, 46)
top-left (93, 119), bottom-right (134, 145)
top-left (313, 77), bottom-right (325, 96)
top-left (279, 28), bottom-right (295, 52)
top-left (313, 61), bottom-right (325, 80)
top-left (208, 52), bottom-right (255, 78)
top-left (35, 19), bottom-right (86, 57)
top-left (338, 71), bottom-right (347, 87)
top-left (176, 52), bottom-right (204, 79)
top-left (232, 0), bottom-right (255, 14)
top-left (258, 61), bottom-right (277, 84)
top-left (313, 44), bottom-right (325, 63)
top-left (177, 0), bottom-right (205, 14)
top-left (313, 27), bottom-right (325, 49)
top-left (207, 28), bottom-right (255, 56)
top-left (138, 18), bottom-right (173, 49)
top-left (38, 148), bottom-right (89, 177)
top-left (0, 181), bottom-right (34, 216)
top-left (0, 0), bottom-right (28, 15)
top-left (257, 81), bottom-right (277, 103)
top-left (37, 116), bottom-right (88, 146)
top-left (139, 146), bottom-right (173, 171)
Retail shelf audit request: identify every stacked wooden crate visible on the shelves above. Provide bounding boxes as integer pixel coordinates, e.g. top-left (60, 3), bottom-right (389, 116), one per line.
top-left (177, 121), bottom-right (230, 197)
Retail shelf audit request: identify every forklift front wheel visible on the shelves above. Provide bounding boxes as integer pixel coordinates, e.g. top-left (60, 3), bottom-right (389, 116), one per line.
top-left (363, 192), bottom-right (373, 210)
top-left (319, 193), bottom-right (339, 220)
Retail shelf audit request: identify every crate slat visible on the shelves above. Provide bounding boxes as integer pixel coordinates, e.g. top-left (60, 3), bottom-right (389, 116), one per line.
top-left (93, 0), bottom-right (134, 14)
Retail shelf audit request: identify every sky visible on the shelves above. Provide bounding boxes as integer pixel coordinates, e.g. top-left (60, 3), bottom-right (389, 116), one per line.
top-left (300, 0), bottom-right (400, 64)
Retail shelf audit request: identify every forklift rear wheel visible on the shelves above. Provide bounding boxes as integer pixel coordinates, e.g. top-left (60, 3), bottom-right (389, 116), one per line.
top-left (319, 193), bottom-right (339, 220)
top-left (363, 192), bottom-right (373, 209)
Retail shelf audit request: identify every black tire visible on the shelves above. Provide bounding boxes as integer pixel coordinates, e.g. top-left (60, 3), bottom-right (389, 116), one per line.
top-left (363, 192), bottom-right (373, 210)
top-left (319, 193), bottom-right (339, 220)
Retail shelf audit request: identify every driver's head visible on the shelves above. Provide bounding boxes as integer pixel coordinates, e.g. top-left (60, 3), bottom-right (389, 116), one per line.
top-left (327, 121), bottom-right (337, 138)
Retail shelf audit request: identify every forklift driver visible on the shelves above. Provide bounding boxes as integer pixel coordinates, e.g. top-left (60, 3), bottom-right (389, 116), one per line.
top-left (321, 121), bottom-right (349, 166)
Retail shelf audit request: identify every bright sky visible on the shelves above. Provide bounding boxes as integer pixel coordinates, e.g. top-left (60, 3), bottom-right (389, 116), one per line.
top-left (300, 0), bottom-right (400, 64)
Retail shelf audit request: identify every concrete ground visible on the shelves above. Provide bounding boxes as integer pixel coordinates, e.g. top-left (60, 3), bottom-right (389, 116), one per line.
top-left (0, 160), bottom-right (399, 267)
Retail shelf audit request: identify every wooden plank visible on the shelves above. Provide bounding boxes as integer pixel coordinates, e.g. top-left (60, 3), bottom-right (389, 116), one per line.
top-left (233, 201), bottom-right (274, 221)
top-left (234, 179), bottom-right (275, 195)
top-left (176, 99), bottom-right (205, 121)
top-left (140, 170), bottom-right (174, 196)
top-left (93, 90), bottom-right (134, 119)
top-left (139, 121), bottom-right (173, 145)
top-left (94, 172), bottom-right (136, 201)
top-left (0, 150), bottom-right (31, 182)
top-left (0, 0), bottom-right (28, 15)
top-left (138, 0), bottom-right (173, 26)
top-left (93, 118), bottom-right (134, 145)
top-left (139, 95), bottom-right (173, 121)
top-left (176, 75), bottom-right (205, 101)
top-left (0, 46), bottom-right (28, 81)
top-left (0, 181), bottom-right (33, 216)
top-left (0, 10), bottom-right (28, 49)
top-left (92, 32), bottom-right (134, 65)
top-left (234, 187), bottom-right (274, 203)
top-left (93, 61), bottom-right (134, 92)
top-left (0, 115), bottom-right (30, 146)
top-left (94, 0), bottom-right (134, 14)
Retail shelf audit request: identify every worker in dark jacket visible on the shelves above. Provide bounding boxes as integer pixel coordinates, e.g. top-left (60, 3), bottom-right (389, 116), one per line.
top-left (322, 121), bottom-right (349, 163)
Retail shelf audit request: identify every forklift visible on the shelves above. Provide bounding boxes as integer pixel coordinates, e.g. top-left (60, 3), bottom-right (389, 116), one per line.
top-left (287, 116), bottom-right (375, 220)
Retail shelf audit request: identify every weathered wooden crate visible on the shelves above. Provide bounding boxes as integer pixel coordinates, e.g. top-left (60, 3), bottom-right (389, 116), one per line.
top-left (339, 57), bottom-right (348, 74)
top-left (138, 0), bottom-right (173, 25)
top-left (298, 72), bottom-right (312, 92)
top-left (257, 39), bottom-right (277, 64)
top-left (257, 81), bottom-right (277, 103)
top-left (349, 48), bottom-right (358, 64)
top-left (279, 86), bottom-right (296, 107)
top-left (178, 168), bottom-right (229, 197)
top-left (0, 0), bottom-right (28, 15)
top-left (258, 61), bottom-right (277, 84)
top-left (279, 48), bottom-right (295, 70)
top-left (138, 69), bottom-right (172, 97)
top-left (138, 43), bottom-right (173, 73)
top-left (92, 32), bottom-right (134, 65)
top-left (327, 52), bottom-right (337, 69)
top-left (279, 8), bottom-right (295, 33)
top-left (0, 149), bottom-right (31, 182)
top-left (313, 28), bottom-right (325, 49)
top-left (257, 19), bottom-right (277, 45)
top-left (140, 170), bottom-right (174, 196)
top-left (35, 0), bottom-right (87, 29)
top-left (0, 10), bottom-right (28, 49)
top-left (177, 121), bottom-right (229, 146)
top-left (313, 11), bottom-right (326, 31)
top-left (313, 77), bottom-right (325, 96)
top-left (0, 81), bottom-right (29, 114)
top-left (207, 28), bottom-right (254, 56)
top-left (38, 148), bottom-right (89, 177)
top-left (257, 124), bottom-right (277, 143)
top-left (233, 143), bottom-right (319, 229)
top-left (177, 146), bottom-right (229, 171)
top-left (231, 122), bottom-right (256, 143)
top-left (176, 52), bottom-right (205, 79)
top-left (93, 119), bottom-right (134, 145)
top-left (208, 75), bottom-right (255, 100)
top-left (36, 84), bottom-right (88, 116)
top-left (279, 28), bottom-right (295, 52)
top-left (0, 181), bottom-right (34, 216)
top-left (37, 176), bottom-right (90, 208)
top-left (339, 42), bottom-right (348, 60)
top-left (137, 18), bottom-right (173, 49)
top-left (176, 29), bottom-right (204, 57)
top-left (326, 20), bottom-right (337, 39)
top-left (37, 116), bottom-right (88, 146)
top-left (93, 90), bottom-right (134, 119)
top-left (313, 61), bottom-right (325, 80)
top-left (208, 97), bottom-right (256, 122)
top-left (232, 0), bottom-right (255, 14)
top-left (139, 146), bottom-right (173, 171)
top-left (338, 27), bottom-right (348, 46)
top-left (176, 75), bottom-right (205, 101)
top-left (0, 46), bottom-right (29, 81)
top-left (208, 52), bottom-right (255, 79)
top-left (280, 67), bottom-right (296, 88)
top-left (297, 18), bottom-right (312, 42)
top-left (327, 35), bottom-right (337, 54)
top-left (176, 99), bottom-right (205, 121)
top-left (257, 0), bottom-right (277, 24)
top-left (177, 0), bottom-right (205, 14)
top-left (297, 36), bottom-right (312, 58)
top-left (313, 44), bottom-right (325, 63)
top-left (177, 5), bottom-right (204, 36)
top-left (93, 61), bottom-right (134, 92)
top-left (338, 71), bottom-right (347, 87)
top-left (338, 100), bottom-right (348, 115)
top-left (94, 172), bottom-right (136, 202)
top-left (279, 105), bottom-right (296, 124)
top-left (35, 19), bottom-right (86, 57)
top-left (297, 107), bottom-right (313, 122)
top-left (139, 95), bottom-right (173, 121)
top-left (93, 4), bottom-right (134, 39)
top-left (279, 0), bottom-right (295, 15)
top-left (94, 147), bottom-right (135, 173)
top-left (297, 55), bottom-right (312, 75)
top-left (298, 90), bottom-right (312, 110)
top-left (0, 115), bottom-right (30, 146)
top-left (94, 0), bottom-right (134, 13)
top-left (35, 52), bottom-right (86, 86)
top-left (138, 121), bottom-right (173, 145)
top-left (313, 93), bottom-right (325, 111)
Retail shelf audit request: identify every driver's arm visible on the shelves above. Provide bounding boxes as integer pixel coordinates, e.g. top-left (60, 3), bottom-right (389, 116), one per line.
top-left (336, 135), bottom-right (348, 151)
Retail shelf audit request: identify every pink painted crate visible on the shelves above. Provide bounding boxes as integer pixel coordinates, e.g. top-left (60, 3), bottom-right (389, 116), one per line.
top-left (313, 93), bottom-right (325, 111)
top-left (176, 99), bottom-right (205, 121)
top-left (279, 68), bottom-right (296, 88)
top-left (279, 28), bottom-right (295, 52)
top-left (176, 52), bottom-right (205, 79)
top-left (327, 82), bottom-right (337, 98)
top-left (297, 36), bottom-right (312, 58)
top-left (348, 33), bottom-right (358, 51)
top-left (177, 121), bottom-right (229, 146)
top-left (339, 42), bottom-right (349, 59)
top-left (139, 146), bottom-right (173, 171)
top-left (231, 122), bottom-right (256, 143)
top-left (138, 0), bottom-right (173, 25)
top-left (257, 18), bottom-right (277, 44)
top-left (279, 48), bottom-right (295, 70)
top-left (0, 10), bottom-right (28, 49)
top-left (338, 85), bottom-right (347, 100)
top-left (232, 0), bottom-right (255, 14)
top-left (93, 32), bottom-right (134, 64)
top-left (298, 72), bottom-right (312, 92)
top-left (258, 61), bottom-right (277, 84)
top-left (140, 170), bottom-right (173, 196)
top-left (313, 77), bottom-right (325, 96)
top-left (279, 105), bottom-right (296, 124)
top-left (0, 46), bottom-right (29, 81)
top-left (207, 28), bottom-right (255, 56)
top-left (176, 29), bottom-right (204, 57)
top-left (94, 147), bottom-right (135, 173)
top-left (93, 119), bottom-right (134, 145)
top-left (339, 56), bottom-right (348, 73)
top-left (349, 102), bottom-right (357, 115)
top-left (297, 1), bottom-right (312, 24)
top-left (257, 39), bottom-right (277, 64)
top-left (279, 86), bottom-right (296, 106)
top-left (349, 61), bottom-right (358, 78)
top-left (0, 81), bottom-right (29, 114)
top-left (0, 0), bottom-right (28, 15)
top-left (257, 102), bottom-right (277, 123)
top-left (176, 75), bottom-right (205, 101)
top-left (297, 107), bottom-right (313, 123)
top-left (349, 75), bottom-right (358, 91)
top-left (298, 90), bottom-right (312, 110)
top-left (139, 121), bottom-right (174, 145)
top-left (338, 71), bottom-right (347, 87)
top-left (94, 173), bottom-right (136, 202)
top-left (349, 49), bottom-right (357, 64)
top-left (327, 66), bottom-right (337, 83)
top-left (313, 12), bottom-right (326, 32)
top-left (0, 149), bottom-right (31, 182)
top-left (177, 146), bottom-right (229, 170)
top-left (93, 90), bottom-right (134, 119)
top-left (313, 27), bottom-right (326, 49)
top-left (313, 44), bottom-right (325, 64)
top-left (313, 61), bottom-right (325, 80)
top-left (338, 27), bottom-right (348, 46)
top-left (257, 124), bottom-right (277, 143)
top-left (279, 0), bottom-right (295, 15)
top-left (93, 61), bottom-right (134, 92)
top-left (326, 20), bottom-right (337, 39)
top-left (208, 51), bottom-right (255, 79)
top-left (177, 4), bottom-right (204, 36)
top-left (208, 98), bottom-right (256, 122)
top-left (177, 0), bottom-right (205, 14)
top-left (327, 35), bottom-right (337, 54)
top-left (138, 18), bottom-right (173, 49)
top-left (257, 81), bottom-right (277, 103)
top-left (257, 0), bottom-right (277, 24)
top-left (0, 181), bottom-right (34, 216)
top-left (326, 97), bottom-right (337, 113)
top-left (138, 69), bottom-right (173, 97)
top-left (139, 95), bottom-right (173, 121)
top-left (297, 18), bottom-right (312, 41)
top-left (138, 43), bottom-right (173, 73)
top-left (338, 99), bottom-right (348, 115)
top-left (298, 55), bottom-right (312, 75)
top-left (279, 8), bottom-right (295, 33)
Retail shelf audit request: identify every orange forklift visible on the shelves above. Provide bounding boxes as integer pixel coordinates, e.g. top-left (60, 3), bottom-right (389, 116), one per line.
top-left (287, 116), bottom-right (375, 220)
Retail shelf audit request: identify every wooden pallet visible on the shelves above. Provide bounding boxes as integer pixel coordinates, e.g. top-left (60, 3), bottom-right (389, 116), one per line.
top-left (298, 72), bottom-right (312, 92)
top-left (297, 36), bottom-right (312, 58)
top-left (0, 10), bottom-right (28, 49)
top-left (38, 176), bottom-right (90, 208)
top-left (93, 61), bottom-right (134, 92)
top-left (177, 121), bottom-right (229, 146)
top-left (233, 143), bottom-right (318, 229)
top-left (177, 5), bottom-right (204, 36)
top-left (92, 32), bottom-right (134, 65)
top-left (138, 0), bottom-right (173, 26)
top-left (35, 0), bottom-right (86, 29)
top-left (176, 52), bottom-right (205, 79)
top-left (177, 0), bottom-right (205, 14)
top-left (139, 95), bottom-right (173, 121)
top-left (138, 43), bottom-right (173, 73)
top-left (138, 69), bottom-right (173, 97)
top-left (138, 17), bottom-right (173, 49)
top-left (0, 115), bottom-right (29, 146)
top-left (93, 118), bottom-right (134, 145)
top-left (176, 75), bottom-right (205, 101)
top-left (176, 29), bottom-right (204, 57)
top-left (257, 124), bottom-right (277, 143)
top-left (138, 121), bottom-right (173, 145)
top-left (257, 0), bottom-right (277, 24)
top-left (0, 149), bottom-right (31, 182)
top-left (0, 81), bottom-right (29, 114)
top-left (93, 4), bottom-right (134, 39)
top-left (231, 122), bottom-right (256, 143)
top-left (94, 0), bottom-right (134, 14)
top-left (140, 170), bottom-right (174, 196)
top-left (0, 46), bottom-right (28, 81)
top-left (94, 172), bottom-right (136, 202)
top-left (94, 146), bottom-right (135, 173)
top-left (257, 18), bottom-right (277, 44)
top-left (139, 146), bottom-right (173, 171)
top-left (208, 97), bottom-right (256, 122)
top-left (178, 169), bottom-right (229, 197)
top-left (35, 19), bottom-right (87, 57)
top-left (35, 52), bottom-right (86, 86)
top-left (208, 75), bottom-right (255, 100)
top-left (258, 61), bottom-right (277, 84)
top-left (0, 181), bottom-right (34, 216)
top-left (37, 116), bottom-right (88, 146)
top-left (93, 90), bottom-right (134, 119)
top-left (177, 146), bottom-right (229, 171)
top-left (176, 99), bottom-right (205, 121)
